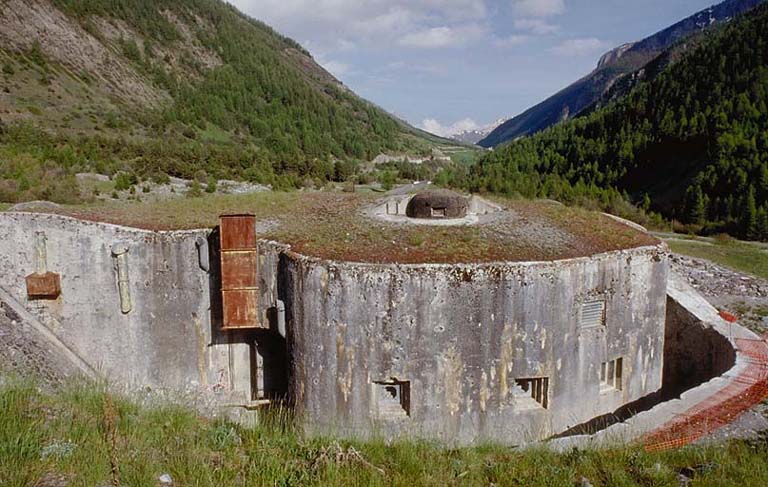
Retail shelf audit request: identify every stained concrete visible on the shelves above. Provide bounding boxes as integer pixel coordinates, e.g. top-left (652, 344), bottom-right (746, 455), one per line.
top-left (0, 213), bottom-right (283, 408)
top-left (0, 211), bottom-right (673, 445)
top-left (548, 273), bottom-right (762, 450)
top-left (282, 244), bottom-right (668, 445)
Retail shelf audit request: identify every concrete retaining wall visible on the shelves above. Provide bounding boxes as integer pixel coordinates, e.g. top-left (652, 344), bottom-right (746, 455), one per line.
top-left (282, 244), bottom-right (668, 445)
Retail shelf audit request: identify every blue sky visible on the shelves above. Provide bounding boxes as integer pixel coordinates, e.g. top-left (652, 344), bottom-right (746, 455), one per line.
top-left (228, 0), bottom-right (720, 136)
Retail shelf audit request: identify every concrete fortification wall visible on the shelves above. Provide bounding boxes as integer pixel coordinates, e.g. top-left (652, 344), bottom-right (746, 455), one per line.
top-left (282, 245), bottom-right (669, 445)
top-left (0, 211), bottom-right (671, 445)
top-left (0, 212), bottom-right (287, 408)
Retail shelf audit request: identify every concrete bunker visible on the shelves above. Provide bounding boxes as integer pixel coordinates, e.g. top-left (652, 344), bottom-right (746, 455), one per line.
top-left (281, 244), bottom-right (668, 444)
top-left (1, 199), bottom-right (713, 446)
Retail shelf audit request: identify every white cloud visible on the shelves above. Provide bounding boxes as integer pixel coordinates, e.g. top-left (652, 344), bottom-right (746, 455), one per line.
top-left (399, 25), bottom-right (484, 48)
top-left (419, 117), bottom-right (481, 137)
top-left (513, 18), bottom-right (559, 35)
top-left (228, 1), bottom-right (489, 49)
top-left (511, 0), bottom-right (565, 18)
top-left (551, 37), bottom-right (610, 56)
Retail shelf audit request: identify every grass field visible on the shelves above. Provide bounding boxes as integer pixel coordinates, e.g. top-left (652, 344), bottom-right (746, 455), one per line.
top-left (663, 234), bottom-right (768, 280)
top-left (2, 376), bottom-right (768, 487)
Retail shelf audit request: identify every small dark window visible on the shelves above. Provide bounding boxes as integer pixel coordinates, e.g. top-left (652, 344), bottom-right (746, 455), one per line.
top-left (600, 358), bottom-right (623, 391)
top-left (374, 379), bottom-right (410, 417)
top-left (513, 377), bottom-right (549, 409)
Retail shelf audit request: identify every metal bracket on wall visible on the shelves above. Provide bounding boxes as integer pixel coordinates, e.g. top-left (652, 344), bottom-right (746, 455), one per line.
top-left (196, 237), bottom-right (210, 272)
top-left (111, 242), bottom-right (132, 314)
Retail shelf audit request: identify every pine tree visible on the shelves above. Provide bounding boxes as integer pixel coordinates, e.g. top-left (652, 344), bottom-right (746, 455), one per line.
top-left (743, 186), bottom-right (759, 239)
top-left (685, 184), bottom-right (707, 224)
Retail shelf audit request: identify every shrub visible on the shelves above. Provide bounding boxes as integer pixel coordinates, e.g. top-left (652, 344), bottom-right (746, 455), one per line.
top-left (113, 172), bottom-right (137, 191)
top-left (205, 176), bottom-right (217, 193)
top-left (151, 172), bottom-right (171, 185)
top-left (186, 180), bottom-right (203, 198)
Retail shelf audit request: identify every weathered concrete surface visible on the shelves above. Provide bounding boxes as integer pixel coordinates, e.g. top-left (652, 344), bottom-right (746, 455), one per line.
top-left (0, 211), bottom-right (672, 445)
top-left (0, 212), bottom-right (284, 407)
top-left (0, 212), bottom-right (214, 392)
top-left (548, 272), bottom-right (761, 450)
top-left (282, 244), bottom-right (669, 445)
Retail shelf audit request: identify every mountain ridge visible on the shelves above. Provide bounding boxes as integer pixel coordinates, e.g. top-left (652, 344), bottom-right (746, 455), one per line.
top-left (479, 0), bottom-right (765, 148)
top-left (0, 0), bottom-right (459, 202)
top-left (468, 2), bottom-right (768, 239)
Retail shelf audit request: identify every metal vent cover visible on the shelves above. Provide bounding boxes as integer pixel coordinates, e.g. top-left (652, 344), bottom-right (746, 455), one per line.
top-left (580, 300), bottom-right (605, 328)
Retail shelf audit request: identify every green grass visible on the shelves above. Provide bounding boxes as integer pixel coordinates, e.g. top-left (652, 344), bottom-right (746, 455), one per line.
top-left (2, 376), bottom-right (768, 486)
top-left (0, 203), bottom-right (10, 211)
top-left (666, 236), bottom-right (768, 280)
top-left (448, 149), bottom-right (483, 165)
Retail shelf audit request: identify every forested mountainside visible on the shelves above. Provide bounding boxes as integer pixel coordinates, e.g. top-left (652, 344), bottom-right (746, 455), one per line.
top-left (478, 0), bottom-right (764, 148)
top-left (466, 3), bottom-right (768, 240)
top-left (0, 0), bottom-right (455, 202)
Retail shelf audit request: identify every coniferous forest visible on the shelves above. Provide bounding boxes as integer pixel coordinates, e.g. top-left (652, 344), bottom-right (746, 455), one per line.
top-left (467, 4), bottom-right (768, 239)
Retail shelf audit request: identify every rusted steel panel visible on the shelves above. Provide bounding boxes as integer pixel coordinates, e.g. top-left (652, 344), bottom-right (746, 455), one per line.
top-left (25, 272), bottom-right (61, 300)
top-left (221, 252), bottom-right (258, 289)
top-left (222, 289), bottom-right (260, 329)
top-left (220, 214), bottom-right (257, 250)
top-left (220, 214), bottom-right (262, 330)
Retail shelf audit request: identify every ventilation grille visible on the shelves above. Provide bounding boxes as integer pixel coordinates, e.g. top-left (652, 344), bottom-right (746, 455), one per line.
top-left (580, 300), bottom-right (605, 328)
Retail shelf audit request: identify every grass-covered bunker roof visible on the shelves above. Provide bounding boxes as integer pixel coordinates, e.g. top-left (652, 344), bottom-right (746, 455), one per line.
top-left (23, 191), bottom-right (659, 264)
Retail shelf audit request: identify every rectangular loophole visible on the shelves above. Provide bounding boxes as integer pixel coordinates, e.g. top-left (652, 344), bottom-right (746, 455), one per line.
top-left (431, 207), bottom-right (446, 218)
top-left (513, 377), bottom-right (549, 409)
top-left (580, 300), bottom-right (605, 328)
top-left (600, 358), bottom-right (623, 391)
top-left (374, 379), bottom-right (410, 417)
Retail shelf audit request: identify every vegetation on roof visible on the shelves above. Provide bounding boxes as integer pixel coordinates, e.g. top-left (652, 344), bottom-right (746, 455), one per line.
top-left (12, 191), bottom-right (658, 264)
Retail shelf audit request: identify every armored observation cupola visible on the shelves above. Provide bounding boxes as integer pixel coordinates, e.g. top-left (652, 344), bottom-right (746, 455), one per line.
top-left (405, 189), bottom-right (469, 219)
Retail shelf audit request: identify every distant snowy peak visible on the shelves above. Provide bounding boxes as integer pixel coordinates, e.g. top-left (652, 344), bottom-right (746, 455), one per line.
top-left (449, 118), bottom-right (507, 145)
